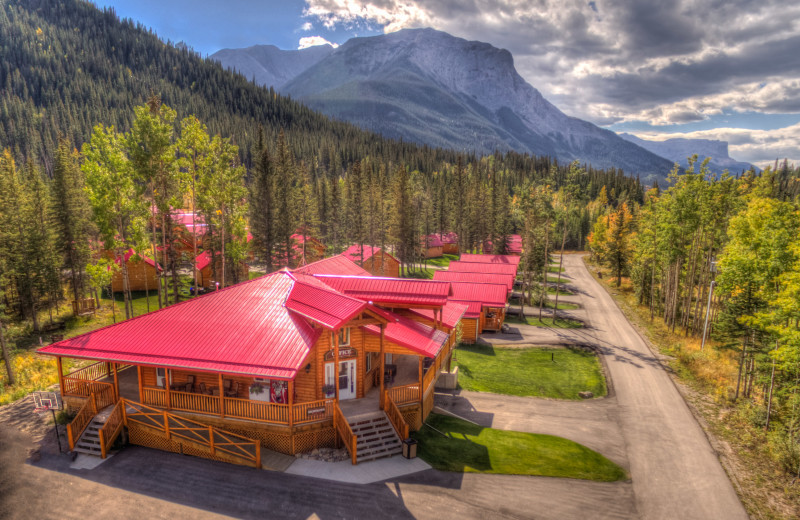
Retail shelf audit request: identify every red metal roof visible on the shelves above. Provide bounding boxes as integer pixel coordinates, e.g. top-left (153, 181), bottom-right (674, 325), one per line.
top-left (460, 253), bottom-right (521, 265)
top-left (195, 250), bottom-right (213, 271)
top-left (457, 301), bottom-right (483, 319)
top-left (314, 275), bottom-right (453, 307)
top-left (449, 281), bottom-right (508, 308)
top-left (293, 255), bottom-right (372, 277)
top-left (285, 272), bottom-right (367, 329)
top-left (441, 232), bottom-right (458, 244)
top-left (38, 271), bottom-right (323, 379)
top-left (405, 301), bottom-right (469, 330)
top-left (448, 261), bottom-right (518, 277)
top-left (341, 245), bottom-right (399, 265)
top-left (422, 234), bottom-right (444, 248)
top-left (433, 270), bottom-right (514, 293)
top-left (115, 249), bottom-right (162, 271)
top-left (362, 311), bottom-right (448, 358)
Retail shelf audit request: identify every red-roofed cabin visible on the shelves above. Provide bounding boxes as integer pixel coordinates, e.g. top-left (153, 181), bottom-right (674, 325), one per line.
top-left (448, 281), bottom-right (508, 339)
top-left (441, 232), bottom-right (459, 255)
top-left (341, 245), bottom-right (400, 278)
top-left (289, 233), bottom-right (326, 267)
top-left (448, 260), bottom-right (519, 278)
top-left (433, 270), bottom-right (514, 296)
top-left (460, 253), bottom-right (522, 266)
top-left (38, 270), bottom-right (459, 467)
top-left (421, 234), bottom-right (444, 258)
top-left (294, 255), bottom-right (372, 277)
top-left (195, 251), bottom-right (249, 289)
top-left (109, 249), bottom-right (162, 293)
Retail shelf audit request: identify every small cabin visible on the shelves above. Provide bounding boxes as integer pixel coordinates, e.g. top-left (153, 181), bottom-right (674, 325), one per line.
top-left (110, 249), bottom-right (161, 293)
top-left (195, 251), bottom-right (249, 289)
top-left (341, 245), bottom-right (400, 278)
top-left (421, 235), bottom-right (444, 259)
top-left (448, 281), bottom-right (508, 334)
top-left (290, 233), bottom-right (326, 267)
top-left (441, 232), bottom-right (459, 255)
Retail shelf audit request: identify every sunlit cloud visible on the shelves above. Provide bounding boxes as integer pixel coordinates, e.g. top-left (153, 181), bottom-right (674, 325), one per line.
top-left (298, 35), bottom-right (339, 49)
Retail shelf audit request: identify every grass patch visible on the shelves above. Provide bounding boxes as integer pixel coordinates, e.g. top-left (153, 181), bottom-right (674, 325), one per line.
top-left (412, 414), bottom-right (626, 481)
top-left (425, 254), bottom-right (458, 268)
top-left (455, 344), bottom-right (605, 399)
top-left (546, 286), bottom-right (573, 295)
top-left (505, 315), bottom-right (583, 328)
top-left (548, 265), bottom-right (565, 273)
top-left (402, 268), bottom-right (435, 279)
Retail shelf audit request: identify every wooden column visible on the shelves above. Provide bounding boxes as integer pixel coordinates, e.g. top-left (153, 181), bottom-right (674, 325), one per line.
top-left (379, 324), bottom-right (385, 410)
top-left (164, 368), bottom-right (171, 409)
top-left (218, 373), bottom-right (224, 418)
top-left (56, 357), bottom-right (64, 396)
top-left (137, 365), bottom-right (144, 403)
top-left (288, 380), bottom-right (294, 429)
top-left (418, 356), bottom-right (424, 410)
top-left (112, 363), bottom-right (119, 402)
top-left (333, 330), bottom-right (340, 401)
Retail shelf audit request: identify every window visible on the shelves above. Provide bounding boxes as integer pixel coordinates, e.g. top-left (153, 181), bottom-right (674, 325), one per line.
top-left (156, 367), bottom-right (171, 387)
top-left (338, 327), bottom-right (351, 346)
top-left (365, 352), bottom-right (372, 372)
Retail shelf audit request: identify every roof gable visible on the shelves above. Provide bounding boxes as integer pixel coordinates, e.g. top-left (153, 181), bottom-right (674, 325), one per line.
top-left (293, 255), bottom-right (372, 276)
top-left (433, 270), bottom-right (514, 293)
top-left (448, 261), bottom-right (518, 276)
top-left (314, 275), bottom-right (452, 307)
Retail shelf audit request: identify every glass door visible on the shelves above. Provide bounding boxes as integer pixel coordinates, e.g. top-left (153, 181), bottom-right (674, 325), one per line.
top-left (338, 359), bottom-right (356, 400)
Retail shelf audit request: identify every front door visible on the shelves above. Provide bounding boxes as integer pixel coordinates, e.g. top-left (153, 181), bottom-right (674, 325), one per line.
top-left (337, 359), bottom-right (356, 400)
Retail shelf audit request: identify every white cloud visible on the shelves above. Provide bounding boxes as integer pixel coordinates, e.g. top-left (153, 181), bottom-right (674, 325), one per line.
top-left (298, 35), bottom-right (339, 49)
top-left (302, 0), bottom-right (800, 160)
top-left (301, 21), bottom-right (313, 31)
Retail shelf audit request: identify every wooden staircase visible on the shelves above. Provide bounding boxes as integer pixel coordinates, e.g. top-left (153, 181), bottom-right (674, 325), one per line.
top-left (73, 416), bottom-right (106, 456)
top-left (348, 412), bottom-right (403, 463)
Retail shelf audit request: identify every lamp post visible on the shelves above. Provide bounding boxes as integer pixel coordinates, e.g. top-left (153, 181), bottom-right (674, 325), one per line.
top-left (700, 259), bottom-right (717, 350)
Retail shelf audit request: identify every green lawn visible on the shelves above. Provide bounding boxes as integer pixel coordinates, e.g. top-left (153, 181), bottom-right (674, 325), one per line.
top-left (505, 315), bottom-right (583, 328)
top-left (548, 265), bottom-right (565, 273)
top-left (412, 414), bottom-right (626, 481)
top-left (402, 268), bottom-right (435, 279)
top-left (547, 286), bottom-right (573, 295)
top-left (425, 253), bottom-right (459, 268)
top-left (509, 299), bottom-right (578, 310)
top-left (454, 344), bottom-right (605, 399)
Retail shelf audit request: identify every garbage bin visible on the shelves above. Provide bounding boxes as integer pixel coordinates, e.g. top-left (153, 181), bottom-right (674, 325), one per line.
top-left (402, 438), bottom-right (417, 459)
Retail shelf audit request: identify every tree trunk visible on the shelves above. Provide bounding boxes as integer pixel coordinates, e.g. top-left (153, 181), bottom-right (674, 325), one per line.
top-left (553, 220), bottom-right (567, 314)
top-left (0, 319), bottom-right (15, 385)
top-left (765, 342), bottom-right (778, 431)
top-left (734, 338), bottom-right (747, 401)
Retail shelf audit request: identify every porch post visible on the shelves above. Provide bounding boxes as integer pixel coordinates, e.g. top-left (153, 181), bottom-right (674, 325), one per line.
top-left (379, 324), bottom-right (385, 410)
top-left (56, 356), bottom-right (65, 397)
top-left (164, 368), bottom-right (171, 409)
top-left (137, 365), bottom-right (144, 403)
top-left (218, 373), bottom-right (224, 418)
top-left (333, 329), bottom-right (340, 401)
top-left (418, 356), bottom-right (424, 410)
top-left (112, 363), bottom-right (119, 402)
top-left (288, 380), bottom-right (294, 429)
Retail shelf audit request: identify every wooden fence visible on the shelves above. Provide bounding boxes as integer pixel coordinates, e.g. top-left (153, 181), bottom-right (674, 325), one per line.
top-left (387, 383), bottom-right (420, 406)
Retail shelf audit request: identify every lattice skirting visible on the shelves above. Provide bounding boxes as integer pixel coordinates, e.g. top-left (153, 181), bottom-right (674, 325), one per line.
top-left (219, 424), bottom-right (336, 455)
top-left (400, 406), bottom-right (422, 431)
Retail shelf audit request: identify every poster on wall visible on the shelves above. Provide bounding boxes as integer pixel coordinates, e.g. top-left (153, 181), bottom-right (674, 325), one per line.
top-left (270, 380), bottom-right (287, 404)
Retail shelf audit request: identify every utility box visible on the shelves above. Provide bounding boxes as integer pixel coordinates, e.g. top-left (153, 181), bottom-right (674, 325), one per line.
top-left (402, 438), bottom-right (417, 459)
top-left (436, 366), bottom-right (459, 390)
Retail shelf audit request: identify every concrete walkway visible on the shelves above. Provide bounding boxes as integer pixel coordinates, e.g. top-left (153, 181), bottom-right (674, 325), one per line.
top-left (286, 456), bottom-right (431, 484)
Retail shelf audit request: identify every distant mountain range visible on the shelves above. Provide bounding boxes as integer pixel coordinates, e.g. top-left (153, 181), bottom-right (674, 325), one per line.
top-left (212, 28), bottom-right (677, 182)
top-left (618, 134), bottom-right (755, 175)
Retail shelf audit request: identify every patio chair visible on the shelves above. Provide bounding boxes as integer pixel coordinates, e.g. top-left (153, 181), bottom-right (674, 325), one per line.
top-left (226, 381), bottom-right (240, 398)
top-left (223, 379), bottom-right (238, 398)
top-left (184, 375), bottom-right (195, 393)
top-left (198, 382), bottom-right (213, 395)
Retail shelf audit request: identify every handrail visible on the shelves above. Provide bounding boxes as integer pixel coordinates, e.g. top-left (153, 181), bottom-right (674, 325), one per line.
top-left (122, 398), bottom-right (261, 468)
top-left (384, 392), bottom-right (409, 440)
top-left (66, 393), bottom-right (96, 451)
top-left (98, 400), bottom-right (124, 458)
top-left (62, 378), bottom-right (114, 398)
top-left (387, 383), bottom-right (420, 405)
top-left (224, 396), bottom-right (287, 424)
top-left (333, 402), bottom-right (358, 465)
top-left (64, 361), bottom-right (107, 382)
top-left (95, 384), bottom-right (116, 410)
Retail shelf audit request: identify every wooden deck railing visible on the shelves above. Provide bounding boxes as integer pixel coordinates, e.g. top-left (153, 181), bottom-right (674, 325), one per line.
top-left (224, 396), bottom-right (287, 424)
top-left (292, 399), bottom-right (334, 425)
top-left (64, 361), bottom-right (108, 382)
top-left (422, 386), bottom-right (435, 421)
top-left (98, 400), bottom-right (125, 458)
top-left (140, 387), bottom-right (334, 426)
top-left (62, 377), bottom-right (115, 398)
top-left (122, 398), bottom-right (261, 468)
top-left (384, 393), bottom-right (409, 440)
top-left (387, 383), bottom-right (420, 406)
top-left (333, 402), bottom-right (358, 465)
top-left (67, 393), bottom-right (96, 450)
top-left (95, 384), bottom-right (116, 410)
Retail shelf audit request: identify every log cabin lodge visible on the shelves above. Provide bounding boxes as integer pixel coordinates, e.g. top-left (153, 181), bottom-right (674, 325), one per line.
top-left (38, 252), bottom-right (520, 468)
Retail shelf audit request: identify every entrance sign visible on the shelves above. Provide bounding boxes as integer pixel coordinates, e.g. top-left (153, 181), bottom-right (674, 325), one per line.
top-left (324, 347), bottom-right (356, 362)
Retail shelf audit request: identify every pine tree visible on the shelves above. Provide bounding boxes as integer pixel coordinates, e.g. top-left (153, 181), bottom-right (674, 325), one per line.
top-left (248, 126), bottom-right (275, 272)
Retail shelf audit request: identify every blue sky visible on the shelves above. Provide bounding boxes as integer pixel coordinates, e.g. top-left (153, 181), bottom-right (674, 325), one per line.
top-left (97, 0), bottom-right (800, 167)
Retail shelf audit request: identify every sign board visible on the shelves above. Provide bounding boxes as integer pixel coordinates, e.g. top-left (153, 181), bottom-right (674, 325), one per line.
top-left (32, 391), bottom-right (62, 412)
top-left (323, 347), bottom-right (357, 362)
